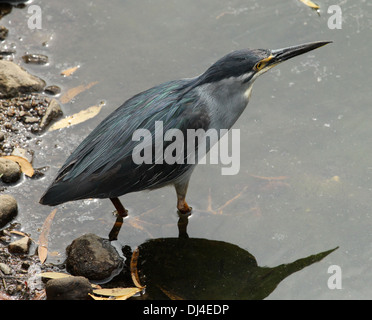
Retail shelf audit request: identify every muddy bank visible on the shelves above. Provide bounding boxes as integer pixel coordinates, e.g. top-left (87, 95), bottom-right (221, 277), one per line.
top-left (0, 3), bottom-right (64, 299)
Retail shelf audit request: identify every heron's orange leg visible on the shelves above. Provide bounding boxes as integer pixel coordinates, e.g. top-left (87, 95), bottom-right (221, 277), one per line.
top-left (110, 197), bottom-right (128, 217)
top-left (175, 181), bottom-right (192, 214)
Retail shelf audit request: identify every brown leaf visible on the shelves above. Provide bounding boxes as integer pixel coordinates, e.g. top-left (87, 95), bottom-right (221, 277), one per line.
top-left (60, 81), bottom-right (98, 104)
top-left (38, 246), bottom-right (48, 264)
top-left (48, 104), bottom-right (102, 131)
top-left (130, 247), bottom-right (145, 289)
top-left (61, 66), bottom-right (80, 77)
top-left (38, 209), bottom-right (57, 264)
top-left (1, 155), bottom-right (34, 177)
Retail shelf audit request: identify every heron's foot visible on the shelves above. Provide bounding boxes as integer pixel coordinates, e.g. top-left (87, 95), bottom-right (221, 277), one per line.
top-left (113, 208), bottom-right (128, 218)
top-left (177, 199), bottom-right (192, 215)
top-left (110, 197), bottom-right (128, 218)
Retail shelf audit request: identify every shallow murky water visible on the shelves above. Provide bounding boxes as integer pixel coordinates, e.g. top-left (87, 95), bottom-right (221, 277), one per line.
top-left (1, 0), bottom-right (372, 299)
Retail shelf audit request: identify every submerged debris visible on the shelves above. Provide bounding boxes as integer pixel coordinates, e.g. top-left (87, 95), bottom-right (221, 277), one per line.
top-left (22, 54), bottom-right (49, 65)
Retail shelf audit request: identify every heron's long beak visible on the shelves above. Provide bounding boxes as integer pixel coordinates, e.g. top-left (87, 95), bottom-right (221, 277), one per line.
top-left (270, 41), bottom-right (332, 64)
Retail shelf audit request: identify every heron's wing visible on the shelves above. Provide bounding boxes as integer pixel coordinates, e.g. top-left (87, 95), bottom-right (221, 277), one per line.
top-left (40, 79), bottom-right (210, 204)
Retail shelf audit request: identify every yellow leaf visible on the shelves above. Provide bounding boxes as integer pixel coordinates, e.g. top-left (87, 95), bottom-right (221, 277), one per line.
top-left (40, 272), bottom-right (72, 279)
top-left (38, 209), bottom-right (57, 264)
top-left (61, 66), bottom-right (80, 77)
top-left (60, 81), bottom-right (98, 104)
top-left (48, 105), bottom-right (102, 131)
top-left (93, 287), bottom-right (141, 298)
top-left (299, 0), bottom-right (320, 9)
top-left (1, 155), bottom-right (34, 177)
top-left (89, 293), bottom-right (108, 300)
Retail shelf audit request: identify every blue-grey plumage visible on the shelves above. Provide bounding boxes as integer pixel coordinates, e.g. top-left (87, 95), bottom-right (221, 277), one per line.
top-left (40, 41), bottom-right (331, 215)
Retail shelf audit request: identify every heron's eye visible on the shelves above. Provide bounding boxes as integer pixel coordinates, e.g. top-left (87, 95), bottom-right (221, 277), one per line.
top-left (254, 61), bottom-right (265, 71)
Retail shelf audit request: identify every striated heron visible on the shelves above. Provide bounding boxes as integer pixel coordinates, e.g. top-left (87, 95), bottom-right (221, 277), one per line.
top-left (40, 41), bottom-right (331, 218)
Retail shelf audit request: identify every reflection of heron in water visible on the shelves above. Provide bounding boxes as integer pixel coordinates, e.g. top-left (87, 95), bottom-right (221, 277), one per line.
top-left (113, 213), bottom-right (337, 300)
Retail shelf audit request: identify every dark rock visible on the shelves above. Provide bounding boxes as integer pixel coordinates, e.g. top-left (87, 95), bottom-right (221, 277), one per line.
top-left (0, 158), bottom-right (21, 183)
top-left (45, 276), bottom-right (93, 300)
top-left (66, 233), bottom-right (124, 282)
top-left (0, 194), bottom-right (17, 228)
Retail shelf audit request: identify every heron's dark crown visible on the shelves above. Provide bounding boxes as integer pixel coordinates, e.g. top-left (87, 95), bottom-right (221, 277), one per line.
top-left (199, 48), bottom-right (271, 85)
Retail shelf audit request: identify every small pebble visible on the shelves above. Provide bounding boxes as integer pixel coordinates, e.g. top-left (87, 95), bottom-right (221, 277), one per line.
top-left (0, 262), bottom-right (12, 275)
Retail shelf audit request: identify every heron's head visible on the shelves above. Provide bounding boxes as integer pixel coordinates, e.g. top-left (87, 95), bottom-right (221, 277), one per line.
top-left (198, 41), bottom-right (332, 87)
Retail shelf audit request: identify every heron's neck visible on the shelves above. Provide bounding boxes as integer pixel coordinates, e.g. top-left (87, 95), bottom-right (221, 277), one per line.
top-left (196, 78), bottom-right (254, 130)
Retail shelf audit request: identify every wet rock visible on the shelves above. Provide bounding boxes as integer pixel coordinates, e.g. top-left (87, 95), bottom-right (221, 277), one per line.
top-left (44, 85), bottom-right (61, 96)
top-left (66, 233), bottom-right (124, 282)
top-left (22, 53), bottom-right (48, 65)
top-left (0, 194), bottom-right (17, 228)
top-left (0, 158), bottom-right (21, 183)
top-left (0, 26), bottom-right (9, 41)
top-left (39, 98), bottom-right (62, 130)
top-left (8, 236), bottom-right (31, 254)
top-left (0, 60), bottom-right (45, 98)
top-left (45, 276), bottom-right (93, 300)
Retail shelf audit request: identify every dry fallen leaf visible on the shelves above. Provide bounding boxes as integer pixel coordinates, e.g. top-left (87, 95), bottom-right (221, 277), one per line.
top-left (61, 65), bottom-right (80, 77)
top-left (299, 0), bottom-right (320, 9)
top-left (89, 293), bottom-right (108, 300)
top-left (60, 81), bottom-right (98, 104)
top-left (40, 272), bottom-right (72, 279)
top-left (1, 155), bottom-right (34, 177)
top-left (130, 247), bottom-right (145, 289)
top-left (93, 287), bottom-right (141, 298)
top-left (38, 209), bottom-right (57, 264)
top-left (48, 104), bottom-right (102, 131)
